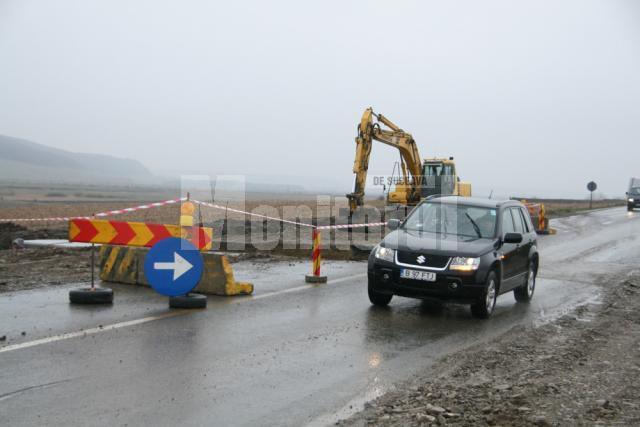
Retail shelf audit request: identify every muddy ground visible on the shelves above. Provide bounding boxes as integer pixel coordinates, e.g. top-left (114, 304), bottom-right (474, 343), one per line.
top-left (0, 247), bottom-right (92, 293)
top-left (339, 272), bottom-right (640, 426)
top-left (0, 222), bottom-right (92, 292)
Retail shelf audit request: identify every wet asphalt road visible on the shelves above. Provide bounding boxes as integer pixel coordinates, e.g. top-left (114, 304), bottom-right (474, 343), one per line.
top-left (1, 208), bottom-right (639, 426)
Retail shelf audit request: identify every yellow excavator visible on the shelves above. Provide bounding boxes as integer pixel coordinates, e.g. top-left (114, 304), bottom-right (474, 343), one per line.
top-left (346, 107), bottom-right (472, 214)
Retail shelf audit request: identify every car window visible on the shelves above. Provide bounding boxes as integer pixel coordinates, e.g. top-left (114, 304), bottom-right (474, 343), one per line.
top-left (511, 208), bottom-right (525, 233)
top-left (518, 208), bottom-right (532, 233)
top-left (501, 208), bottom-right (515, 234)
top-left (402, 202), bottom-right (497, 238)
top-left (466, 207), bottom-right (497, 237)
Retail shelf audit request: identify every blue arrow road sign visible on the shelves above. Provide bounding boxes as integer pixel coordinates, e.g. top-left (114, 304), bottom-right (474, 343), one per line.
top-left (144, 237), bottom-right (204, 297)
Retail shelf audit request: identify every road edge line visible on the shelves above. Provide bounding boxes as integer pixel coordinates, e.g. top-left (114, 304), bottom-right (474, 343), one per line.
top-left (0, 310), bottom-right (189, 354)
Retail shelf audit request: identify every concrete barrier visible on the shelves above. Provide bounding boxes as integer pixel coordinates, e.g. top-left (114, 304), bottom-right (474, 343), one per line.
top-left (99, 245), bottom-right (253, 296)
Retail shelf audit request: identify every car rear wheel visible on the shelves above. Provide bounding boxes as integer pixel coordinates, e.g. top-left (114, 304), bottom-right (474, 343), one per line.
top-left (514, 263), bottom-right (536, 303)
top-left (368, 278), bottom-right (392, 306)
top-left (471, 271), bottom-right (497, 319)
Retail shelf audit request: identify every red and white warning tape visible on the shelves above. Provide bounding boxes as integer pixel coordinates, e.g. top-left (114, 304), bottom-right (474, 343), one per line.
top-left (191, 199), bottom-right (316, 228)
top-left (93, 197), bottom-right (186, 217)
top-left (191, 199), bottom-right (387, 230)
top-left (316, 222), bottom-right (388, 230)
top-left (0, 196), bottom-right (388, 230)
top-left (0, 197), bottom-right (187, 223)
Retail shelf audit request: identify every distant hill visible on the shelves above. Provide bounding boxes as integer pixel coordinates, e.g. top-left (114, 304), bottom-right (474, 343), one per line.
top-left (0, 134), bottom-right (154, 184)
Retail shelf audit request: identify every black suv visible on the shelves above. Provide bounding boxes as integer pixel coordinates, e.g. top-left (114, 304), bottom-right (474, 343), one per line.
top-left (368, 197), bottom-right (539, 318)
top-left (627, 187), bottom-right (640, 211)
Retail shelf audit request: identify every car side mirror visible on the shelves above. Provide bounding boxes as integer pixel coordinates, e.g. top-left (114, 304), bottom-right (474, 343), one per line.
top-left (387, 219), bottom-right (401, 230)
top-left (503, 232), bottom-right (523, 244)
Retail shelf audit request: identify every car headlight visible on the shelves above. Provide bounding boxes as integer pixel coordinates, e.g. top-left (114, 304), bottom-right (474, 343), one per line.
top-left (374, 246), bottom-right (395, 262)
top-left (449, 257), bottom-right (480, 271)
top-left (629, 198), bottom-right (634, 203)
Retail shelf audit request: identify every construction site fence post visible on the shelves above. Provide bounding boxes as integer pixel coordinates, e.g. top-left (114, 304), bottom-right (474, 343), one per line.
top-left (91, 243), bottom-right (95, 289)
top-left (90, 213), bottom-right (96, 290)
top-left (305, 227), bottom-right (327, 283)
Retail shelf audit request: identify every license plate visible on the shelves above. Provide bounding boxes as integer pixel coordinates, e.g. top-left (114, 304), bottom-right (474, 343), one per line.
top-left (400, 269), bottom-right (436, 282)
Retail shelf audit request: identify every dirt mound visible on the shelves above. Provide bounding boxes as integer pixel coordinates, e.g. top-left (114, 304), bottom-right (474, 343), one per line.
top-left (0, 222), bottom-right (27, 233)
top-left (0, 222), bottom-right (67, 249)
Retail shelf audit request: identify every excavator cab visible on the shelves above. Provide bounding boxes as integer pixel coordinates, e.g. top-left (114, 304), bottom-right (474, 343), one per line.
top-left (421, 159), bottom-right (457, 198)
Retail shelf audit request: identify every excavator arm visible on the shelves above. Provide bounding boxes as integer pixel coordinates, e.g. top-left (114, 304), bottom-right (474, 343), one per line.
top-left (346, 108), bottom-right (423, 214)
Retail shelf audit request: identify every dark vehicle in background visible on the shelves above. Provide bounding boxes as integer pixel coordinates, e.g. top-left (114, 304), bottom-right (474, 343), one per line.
top-left (368, 197), bottom-right (539, 318)
top-left (627, 179), bottom-right (640, 211)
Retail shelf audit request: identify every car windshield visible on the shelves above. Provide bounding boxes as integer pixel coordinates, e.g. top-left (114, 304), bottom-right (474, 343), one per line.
top-left (402, 202), bottom-right (497, 238)
top-left (630, 187), bottom-right (640, 196)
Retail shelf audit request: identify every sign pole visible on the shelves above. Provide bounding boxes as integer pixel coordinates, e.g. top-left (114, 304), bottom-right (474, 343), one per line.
top-left (587, 181), bottom-right (597, 210)
top-left (69, 211), bottom-right (114, 305)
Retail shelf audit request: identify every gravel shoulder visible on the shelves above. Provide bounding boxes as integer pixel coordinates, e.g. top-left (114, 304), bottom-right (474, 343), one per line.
top-left (339, 272), bottom-right (640, 426)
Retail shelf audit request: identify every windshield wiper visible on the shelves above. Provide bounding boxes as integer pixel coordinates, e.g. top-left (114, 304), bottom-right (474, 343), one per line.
top-left (465, 213), bottom-right (482, 238)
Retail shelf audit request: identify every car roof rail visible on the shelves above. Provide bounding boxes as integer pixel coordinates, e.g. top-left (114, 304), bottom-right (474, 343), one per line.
top-left (424, 194), bottom-right (447, 200)
top-left (497, 200), bottom-right (518, 207)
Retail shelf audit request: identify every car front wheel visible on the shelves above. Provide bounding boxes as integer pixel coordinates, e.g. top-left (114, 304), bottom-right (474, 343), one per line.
top-left (471, 271), bottom-right (497, 319)
top-left (368, 278), bottom-right (392, 306)
top-left (514, 263), bottom-right (536, 303)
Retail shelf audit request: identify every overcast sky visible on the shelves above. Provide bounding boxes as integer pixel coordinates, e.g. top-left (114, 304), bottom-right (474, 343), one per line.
top-left (1, 0), bottom-right (639, 198)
